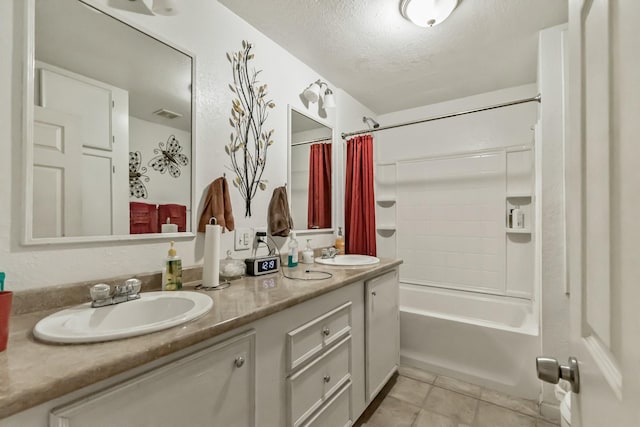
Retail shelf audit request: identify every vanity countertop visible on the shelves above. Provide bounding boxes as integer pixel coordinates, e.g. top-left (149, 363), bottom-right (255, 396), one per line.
top-left (0, 258), bottom-right (401, 419)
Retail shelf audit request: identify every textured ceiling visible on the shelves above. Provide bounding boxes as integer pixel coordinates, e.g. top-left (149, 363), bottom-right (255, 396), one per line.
top-left (218, 0), bottom-right (568, 114)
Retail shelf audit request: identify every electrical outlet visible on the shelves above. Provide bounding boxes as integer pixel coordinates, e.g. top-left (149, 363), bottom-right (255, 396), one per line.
top-left (234, 228), bottom-right (252, 250)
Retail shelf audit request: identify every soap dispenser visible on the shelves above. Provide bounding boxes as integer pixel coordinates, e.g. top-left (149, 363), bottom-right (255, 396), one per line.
top-left (302, 239), bottom-right (314, 264)
top-left (288, 232), bottom-right (299, 267)
top-left (335, 227), bottom-right (345, 255)
top-left (162, 241), bottom-right (182, 291)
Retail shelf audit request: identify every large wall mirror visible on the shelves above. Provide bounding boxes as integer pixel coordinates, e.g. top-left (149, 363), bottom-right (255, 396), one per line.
top-left (24, 0), bottom-right (194, 243)
top-left (288, 107), bottom-right (334, 233)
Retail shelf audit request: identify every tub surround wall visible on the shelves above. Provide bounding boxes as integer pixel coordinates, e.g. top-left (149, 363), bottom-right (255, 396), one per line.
top-left (1, 0), bottom-right (371, 291)
top-left (374, 84), bottom-right (537, 271)
top-left (376, 85), bottom-right (545, 401)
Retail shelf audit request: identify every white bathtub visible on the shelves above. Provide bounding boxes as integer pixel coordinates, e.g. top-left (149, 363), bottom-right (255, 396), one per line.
top-left (399, 283), bottom-right (541, 400)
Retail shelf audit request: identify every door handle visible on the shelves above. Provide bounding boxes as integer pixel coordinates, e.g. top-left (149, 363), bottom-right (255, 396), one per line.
top-left (536, 356), bottom-right (580, 393)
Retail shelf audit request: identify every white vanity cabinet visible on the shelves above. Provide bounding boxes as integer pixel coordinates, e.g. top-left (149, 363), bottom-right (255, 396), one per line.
top-left (49, 331), bottom-right (256, 427)
top-left (1, 268), bottom-right (400, 427)
top-left (365, 269), bottom-right (400, 402)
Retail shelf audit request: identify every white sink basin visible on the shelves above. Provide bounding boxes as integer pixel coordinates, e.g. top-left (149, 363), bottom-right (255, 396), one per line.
top-left (314, 255), bottom-right (380, 266)
top-left (33, 291), bottom-right (213, 344)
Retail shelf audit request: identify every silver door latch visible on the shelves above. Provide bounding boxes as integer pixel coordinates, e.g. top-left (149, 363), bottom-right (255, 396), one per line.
top-left (536, 356), bottom-right (580, 393)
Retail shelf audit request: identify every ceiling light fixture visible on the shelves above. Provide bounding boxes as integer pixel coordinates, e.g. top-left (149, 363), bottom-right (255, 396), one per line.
top-left (303, 80), bottom-right (336, 110)
top-left (400, 0), bottom-right (458, 28)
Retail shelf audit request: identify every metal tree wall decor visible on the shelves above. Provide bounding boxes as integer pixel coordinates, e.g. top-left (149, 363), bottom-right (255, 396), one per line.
top-left (226, 40), bottom-right (276, 217)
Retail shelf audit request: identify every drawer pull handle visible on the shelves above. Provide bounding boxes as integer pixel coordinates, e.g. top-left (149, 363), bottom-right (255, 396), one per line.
top-left (322, 327), bottom-right (331, 337)
top-left (372, 291), bottom-right (377, 296)
top-left (323, 375), bottom-right (331, 383)
top-left (234, 356), bottom-right (245, 368)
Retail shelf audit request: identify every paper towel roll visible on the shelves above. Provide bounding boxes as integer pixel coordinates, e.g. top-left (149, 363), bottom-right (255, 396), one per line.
top-left (202, 224), bottom-right (221, 287)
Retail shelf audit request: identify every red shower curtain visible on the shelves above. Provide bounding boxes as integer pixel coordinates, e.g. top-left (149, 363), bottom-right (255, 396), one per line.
top-left (345, 135), bottom-right (376, 256)
top-left (308, 143), bottom-right (332, 229)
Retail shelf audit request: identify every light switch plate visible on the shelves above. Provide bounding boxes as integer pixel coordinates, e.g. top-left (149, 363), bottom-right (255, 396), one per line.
top-left (234, 228), bottom-right (252, 251)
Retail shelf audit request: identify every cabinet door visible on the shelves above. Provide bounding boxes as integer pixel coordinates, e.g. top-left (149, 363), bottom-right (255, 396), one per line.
top-left (365, 269), bottom-right (399, 402)
top-left (50, 331), bottom-right (256, 427)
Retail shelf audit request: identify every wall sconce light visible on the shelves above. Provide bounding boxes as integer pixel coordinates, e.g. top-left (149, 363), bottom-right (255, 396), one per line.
top-left (303, 80), bottom-right (336, 109)
top-left (400, 0), bottom-right (458, 28)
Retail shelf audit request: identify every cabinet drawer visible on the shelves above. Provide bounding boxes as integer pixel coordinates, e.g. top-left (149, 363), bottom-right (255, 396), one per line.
top-left (288, 335), bottom-right (351, 427)
top-left (301, 381), bottom-right (352, 427)
top-left (287, 302), bottom-right (351, 371)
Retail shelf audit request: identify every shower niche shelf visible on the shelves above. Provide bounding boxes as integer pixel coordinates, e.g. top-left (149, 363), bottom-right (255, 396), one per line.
top-left (375, 163), bottom-right (397, 258)
top-left (505, 195), bottom-right (533, 234)
top-left (506, 228), bottom-right (531, 234)
top-left (376, 197), bottom-right (396, 205)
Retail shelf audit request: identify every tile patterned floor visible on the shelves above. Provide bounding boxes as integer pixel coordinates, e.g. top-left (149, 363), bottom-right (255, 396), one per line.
top-left (355, 366), bottom-right (560, 427)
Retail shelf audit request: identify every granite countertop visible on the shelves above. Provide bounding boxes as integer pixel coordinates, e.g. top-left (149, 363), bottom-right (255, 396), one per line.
top-left (0, 258), bottom-right (401, 419)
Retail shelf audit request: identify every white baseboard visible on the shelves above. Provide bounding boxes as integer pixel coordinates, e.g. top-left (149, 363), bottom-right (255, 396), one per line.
top-left (540, 401), bottom-right (561, 422)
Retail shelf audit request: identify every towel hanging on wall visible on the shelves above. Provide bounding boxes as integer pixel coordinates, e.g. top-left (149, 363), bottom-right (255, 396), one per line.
top-left (268, 186), bottom-right (294, 237)
top-left (198, 176), bottom-right (235, 232)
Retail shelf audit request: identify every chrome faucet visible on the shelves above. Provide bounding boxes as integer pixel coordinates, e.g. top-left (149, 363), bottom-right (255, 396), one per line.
top-left (90, 278), bottom-right (142, 308)
top-left (321, 247), bottom-right (339, 259)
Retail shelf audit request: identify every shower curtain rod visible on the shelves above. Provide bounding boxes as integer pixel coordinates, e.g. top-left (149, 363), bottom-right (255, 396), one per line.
top-left (291, 136), bottom-right (333, 147)
top-left (341, 94), bottom-right (541, 140)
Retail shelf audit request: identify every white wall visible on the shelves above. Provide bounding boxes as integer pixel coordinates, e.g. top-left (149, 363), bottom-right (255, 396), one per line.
top-left (129, 117), bottom-right (191, 208)
top-left (376, 84), bottom-right (538, 163)
top-left (1, 0), bottom-right (367, 290)
top-left (290, 143), bottom-right (310, 229)
top-left (537, 24), bottom-right (570, 409)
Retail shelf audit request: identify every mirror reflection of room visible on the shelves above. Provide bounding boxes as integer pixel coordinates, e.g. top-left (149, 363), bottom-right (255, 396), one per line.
top-left (31, 0), bottom-right (192, 239)
top-left (289, 109), bottom-right (332, 231)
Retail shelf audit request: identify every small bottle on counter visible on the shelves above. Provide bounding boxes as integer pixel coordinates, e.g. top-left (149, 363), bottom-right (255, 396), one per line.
top-left (512, 206), bottom-right (524, 229)
top-left (302, 239), bottom-right (314, 264)
top-left (162, 241), bottom-right (182, 291)
top-left (287, 232), bottom-right (299, 267)
top-left (335, 227), bottom-right (345, 255)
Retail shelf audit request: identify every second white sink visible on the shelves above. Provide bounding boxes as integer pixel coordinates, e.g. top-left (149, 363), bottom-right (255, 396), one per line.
top-left (315, 255), bottom-right (380, 266)
top-left (33, 291), bottom-right (213, 344)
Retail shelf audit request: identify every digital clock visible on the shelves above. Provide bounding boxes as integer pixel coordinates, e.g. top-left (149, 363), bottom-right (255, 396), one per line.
top-left (245, 255), bottom-right (280, 276)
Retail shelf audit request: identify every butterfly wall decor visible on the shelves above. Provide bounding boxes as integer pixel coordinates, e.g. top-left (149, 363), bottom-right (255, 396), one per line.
top-left (148, 135), bottom-right (189, 178)
top-left (129, 151), bottom-right (150, 198)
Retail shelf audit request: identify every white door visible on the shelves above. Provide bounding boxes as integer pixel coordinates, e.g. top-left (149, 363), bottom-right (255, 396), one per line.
top-left (39, 64), bottom-right (129, 236)
top-left (564, 0), bottom-right (640, 425)
top-left (32, 106), bottom-right (83, 238)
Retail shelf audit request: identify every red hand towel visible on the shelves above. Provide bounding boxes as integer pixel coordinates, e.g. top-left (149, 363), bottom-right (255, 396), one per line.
top-left (158, 204), bottom-right (187, 232)
top-left (130, 202), bottom-right (158, 234)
